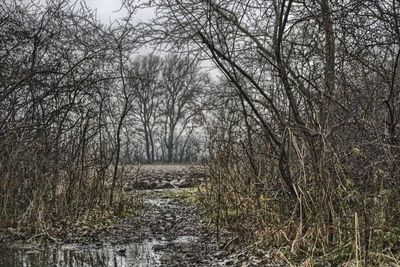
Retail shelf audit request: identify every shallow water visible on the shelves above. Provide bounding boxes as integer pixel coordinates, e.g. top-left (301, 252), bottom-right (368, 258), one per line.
top-left (0, 241), bottom-right (163, 267)
top-left (173, 235), bottom-right (198, 244)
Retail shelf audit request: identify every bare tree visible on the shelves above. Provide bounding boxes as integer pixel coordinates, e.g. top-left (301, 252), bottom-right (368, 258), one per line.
top-left (127, 54), bottom-right (163, 162)
top-left (0, 0), bottom-right (139, 234)
top-left (140, 0), bottom-right (400, 262)
top-left (160, 54), bottom-right (208, 162)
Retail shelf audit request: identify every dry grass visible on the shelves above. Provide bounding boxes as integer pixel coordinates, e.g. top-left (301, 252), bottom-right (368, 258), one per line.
top-left (198, 141), bottom-right (400, 266)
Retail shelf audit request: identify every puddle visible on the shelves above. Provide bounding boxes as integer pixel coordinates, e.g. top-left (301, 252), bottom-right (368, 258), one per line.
top-left (145, 198), bottom-right (172, 207)
top-left (0, 241), bottom-right (164, 267)
top-left (173, 236), bottom-right (199, 244)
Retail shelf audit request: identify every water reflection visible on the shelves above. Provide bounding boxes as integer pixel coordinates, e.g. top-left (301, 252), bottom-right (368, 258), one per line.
top-left (0, 241), bottom-right (163, 267)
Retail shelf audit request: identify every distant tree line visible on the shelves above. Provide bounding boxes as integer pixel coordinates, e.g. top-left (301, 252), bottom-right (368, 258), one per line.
top-left (121, 54), bottom-right (209, 163)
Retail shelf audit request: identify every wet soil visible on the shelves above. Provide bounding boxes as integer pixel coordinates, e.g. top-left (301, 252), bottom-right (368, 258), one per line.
top-left (92, 188), bottom-right (232, 266)
top-left (0, 188), bottom-right (243, 267)
top-left (0, 165), bottom-right (249, 267)
top-left (124, 164), bottom-right (206, 190)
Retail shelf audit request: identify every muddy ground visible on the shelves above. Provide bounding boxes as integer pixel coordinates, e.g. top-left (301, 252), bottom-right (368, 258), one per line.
top-left (95, 189), bottom-right (234, 266)
top-left (123, 164), bottom-right (206, 189)
top-left (0, 165), bottom-right (274, 267)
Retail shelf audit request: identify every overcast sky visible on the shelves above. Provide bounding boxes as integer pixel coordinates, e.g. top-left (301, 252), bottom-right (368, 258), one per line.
top-left (83, 0), bottom-right (219, 78)
top-left (85, 0), bottom-right (154, 24)
top-left (84, 0), bottom-right (123, 23)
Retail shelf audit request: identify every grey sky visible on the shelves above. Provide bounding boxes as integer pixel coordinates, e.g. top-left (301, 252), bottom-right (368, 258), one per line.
top-left (85, 0), bottom-right (125, 23)
top-left (85, 0), bottom-right (154, 24)
top-left (83, 0), bottom-right (219, 78)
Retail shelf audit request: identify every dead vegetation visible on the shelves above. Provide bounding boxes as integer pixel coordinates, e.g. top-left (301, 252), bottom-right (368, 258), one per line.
top-left (197, 134), bottom-right (400, 266)
top-left (142, 0), bottom-right (400, 265)
top-left (2, 1), bottom-right (400, 265)
top-left (0, 0), bottom-right (139, 239)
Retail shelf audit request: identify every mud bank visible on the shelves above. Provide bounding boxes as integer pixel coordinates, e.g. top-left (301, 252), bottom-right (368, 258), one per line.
top-left (0, 165), bottom-right (271, 267)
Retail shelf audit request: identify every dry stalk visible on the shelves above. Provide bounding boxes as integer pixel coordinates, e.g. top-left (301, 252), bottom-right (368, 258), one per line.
top-left (354, 212), bottom-right (362, 267)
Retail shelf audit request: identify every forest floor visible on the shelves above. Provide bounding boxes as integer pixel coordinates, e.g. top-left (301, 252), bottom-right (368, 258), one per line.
top-left (0, 165), bottom-right (274, 267)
